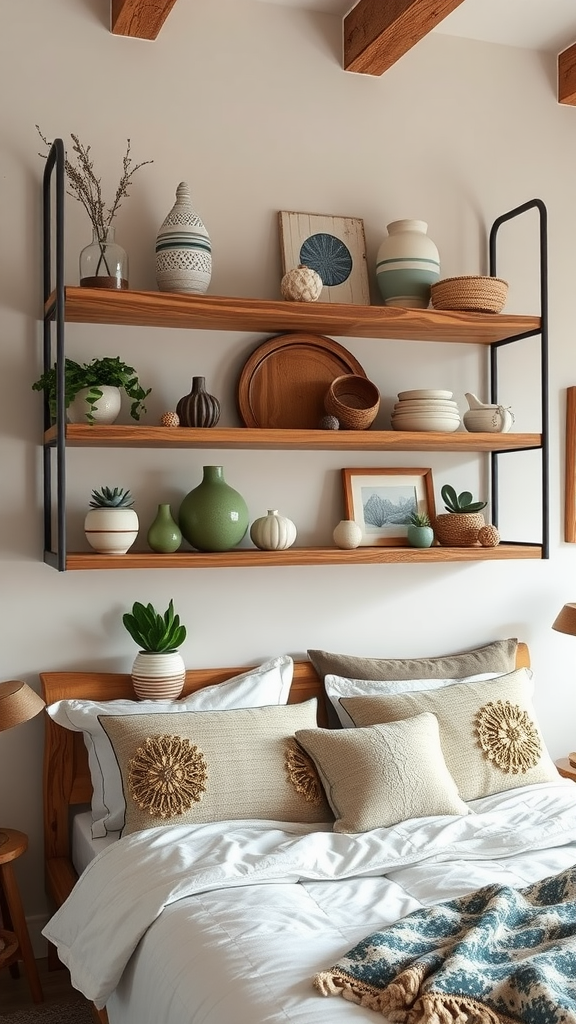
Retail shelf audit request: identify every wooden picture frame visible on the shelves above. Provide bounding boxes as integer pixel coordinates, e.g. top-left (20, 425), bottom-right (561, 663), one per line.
top-left (342, 467), bottom-right (436, 546)
top-left (565, 386), bottom-right (576, 542)
top-left (278, 211), bottom-right (370, 305)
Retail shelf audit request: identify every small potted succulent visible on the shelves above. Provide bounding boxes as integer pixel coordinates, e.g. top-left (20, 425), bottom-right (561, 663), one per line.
top-left (122, 599), bottom-right (187, 700)
top-left (434, 484), bottom-right (487, 547)
top-left (32, 356), bottom-right (151, 425)
top-left (407, 510), bottom-right (435, 548)
top-left (84, 486), bottom-right (139, 554)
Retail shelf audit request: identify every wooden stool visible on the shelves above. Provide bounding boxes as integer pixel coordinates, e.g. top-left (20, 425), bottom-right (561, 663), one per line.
top-left (0, 829), bottom-right (43, 1002)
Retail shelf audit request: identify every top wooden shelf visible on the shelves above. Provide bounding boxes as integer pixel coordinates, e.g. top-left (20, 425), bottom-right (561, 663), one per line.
top-left (45, 287), bottom-right (541, 345)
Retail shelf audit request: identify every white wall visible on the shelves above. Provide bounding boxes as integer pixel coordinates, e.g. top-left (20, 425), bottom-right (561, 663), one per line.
top-left (1, 0), bottom-right (576, 949)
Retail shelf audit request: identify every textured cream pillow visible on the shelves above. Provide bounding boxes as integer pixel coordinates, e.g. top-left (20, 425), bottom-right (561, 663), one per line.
top-left (100, 700), bottom-right (333, 835)
top-left (295, 713), bottom-right (468, 833)
top-left (341, 668), bottom-right (558, 802)
top-left (307, 638), bottom-right (518, 683)
top-left (47, 654), bottom-right (294, 837)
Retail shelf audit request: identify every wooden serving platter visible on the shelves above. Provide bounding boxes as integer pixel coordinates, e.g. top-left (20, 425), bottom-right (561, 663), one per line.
top-left (237, 332), bottom-right (366, 428)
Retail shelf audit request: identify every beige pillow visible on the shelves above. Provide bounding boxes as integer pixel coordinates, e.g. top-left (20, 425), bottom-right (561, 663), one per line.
top-left (100, 700), bottom-right (333, 835)
top-left (340, 668), bottom-right (557, 802)
top-left (307, 638), bottom-right (518, 683)
top-left (295, 713), bottom-right (468, 833)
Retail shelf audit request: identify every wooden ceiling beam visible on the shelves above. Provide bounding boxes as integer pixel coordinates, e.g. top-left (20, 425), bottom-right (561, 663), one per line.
top-left (343, 0), bottom-right (467, 76)
top-left (111, 0), bottom-right (178, 40)
top-left (558, 42), bottom-right (576, 105)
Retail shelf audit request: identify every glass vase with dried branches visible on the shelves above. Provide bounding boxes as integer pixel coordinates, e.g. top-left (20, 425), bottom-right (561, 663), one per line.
top-left (37, 126), bottom-right (153, 289)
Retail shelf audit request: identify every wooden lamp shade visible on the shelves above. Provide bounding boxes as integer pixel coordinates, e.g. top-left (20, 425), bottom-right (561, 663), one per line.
top-left (0, 680), bottom-right (45, 733)
top-left (552, 603), bottom-right (576, 637)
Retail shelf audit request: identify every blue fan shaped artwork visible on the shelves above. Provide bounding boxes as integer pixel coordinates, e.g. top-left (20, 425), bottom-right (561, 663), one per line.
top-left (299, 233), bottom-right (353, 287)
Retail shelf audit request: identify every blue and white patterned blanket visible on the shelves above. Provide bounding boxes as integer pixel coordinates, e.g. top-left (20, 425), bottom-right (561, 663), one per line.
top-left (315, 866), bottom-right (576, 1024)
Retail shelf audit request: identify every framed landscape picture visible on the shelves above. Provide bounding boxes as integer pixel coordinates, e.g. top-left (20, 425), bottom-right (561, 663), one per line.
top-left (278, 211), bottom-right (370, 305)
top-left (342, 467), bottom-right (435, 546)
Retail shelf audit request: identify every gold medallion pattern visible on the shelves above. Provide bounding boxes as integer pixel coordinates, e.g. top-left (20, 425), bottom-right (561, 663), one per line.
top-left (475, 700), bottom-right (541, 774)
top-left (285, 741), bottom-right (324, 804)
top-left (128, 734), bottom-right (207, 817)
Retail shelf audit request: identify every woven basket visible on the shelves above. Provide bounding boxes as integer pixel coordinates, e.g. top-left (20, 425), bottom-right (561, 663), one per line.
top-left (434, 512), bottom-right (485, 547)
top-left (324, 375), bottom-right (380, 430)
top-left (430, 276), bottom-right (508, 314)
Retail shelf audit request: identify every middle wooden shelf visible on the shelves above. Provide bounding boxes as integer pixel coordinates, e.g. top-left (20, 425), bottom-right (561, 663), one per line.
top-left (44, 425), bottom-right (542, 453)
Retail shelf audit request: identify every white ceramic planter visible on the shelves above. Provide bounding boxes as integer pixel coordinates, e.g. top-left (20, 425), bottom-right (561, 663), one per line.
top-left (68, 385), bottom-right (122, 424)
top-left (84, 507), bottom-right (139, 554)
top-left (131, 650), bottom-right (186, 700)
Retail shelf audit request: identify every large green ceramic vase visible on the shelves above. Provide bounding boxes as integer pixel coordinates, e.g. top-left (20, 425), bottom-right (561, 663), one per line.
top-left (179, 465), bottom-right (249, 551)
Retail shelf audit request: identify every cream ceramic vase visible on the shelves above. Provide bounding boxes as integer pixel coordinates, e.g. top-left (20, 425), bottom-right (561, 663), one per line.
top-left (333, 519), bottom-right (363, 549)
top-left (250, 509), bottom-right (297, 550)
top-left (376, 220), bottom-right (440, 308)
top-left (131, 650), bottom-right (186, 700)
top-left (155, 182), bottom-right (212, 294)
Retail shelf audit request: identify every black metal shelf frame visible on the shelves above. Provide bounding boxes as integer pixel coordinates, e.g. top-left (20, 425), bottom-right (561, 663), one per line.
top-left (41, 140), bottom-right (549, 569)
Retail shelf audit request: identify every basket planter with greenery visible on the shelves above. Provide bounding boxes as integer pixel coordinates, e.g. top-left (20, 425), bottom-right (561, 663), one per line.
top-left (434, 485), bottom-right (487, 547)
top-left (122, 599), bottom-right (187, 700)
top-left (84, 486), bottom-right (139, 555)
top-left (32, 357), bottom-right (151, 425)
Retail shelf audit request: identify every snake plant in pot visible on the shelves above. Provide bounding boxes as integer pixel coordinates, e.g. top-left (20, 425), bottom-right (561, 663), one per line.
top-left (434, 484), bottom-right (487, 547)
top-left (123, 599), bottom-right (187, 700)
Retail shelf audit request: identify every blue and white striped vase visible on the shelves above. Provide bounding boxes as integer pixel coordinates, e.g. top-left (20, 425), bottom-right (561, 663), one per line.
top-left (155, 182), bottom-right (212, 294)
top-left (376, 219), bottom-right (440, 309)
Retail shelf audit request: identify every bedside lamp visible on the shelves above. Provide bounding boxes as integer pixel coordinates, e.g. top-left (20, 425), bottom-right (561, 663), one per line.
top-left (0, 680), bottom-right (46, 845)
top-left (0, 680), bottom-right (45, 1001)
top-left (552, 603), bottom-right (576, 769)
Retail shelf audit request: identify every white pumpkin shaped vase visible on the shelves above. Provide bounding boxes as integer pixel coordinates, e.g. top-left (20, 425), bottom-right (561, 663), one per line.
top-left (250, 509), bottom-right (297, 550)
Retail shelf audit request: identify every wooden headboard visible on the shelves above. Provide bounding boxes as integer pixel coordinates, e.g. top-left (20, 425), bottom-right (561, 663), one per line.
top-left (40, 644), bottom-right (530, 909)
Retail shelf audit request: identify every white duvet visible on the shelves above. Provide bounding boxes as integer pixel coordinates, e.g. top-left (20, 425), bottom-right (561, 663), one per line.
top-left (44, 781), bottom-right (576, 1022)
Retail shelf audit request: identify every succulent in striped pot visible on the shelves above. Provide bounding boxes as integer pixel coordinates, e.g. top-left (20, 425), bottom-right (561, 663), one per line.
top-left (84, 486), bottom-right (139, 555)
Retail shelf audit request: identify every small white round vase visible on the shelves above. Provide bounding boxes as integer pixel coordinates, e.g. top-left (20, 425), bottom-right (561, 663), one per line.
top-left (333, 519), bottom-right (363, 549)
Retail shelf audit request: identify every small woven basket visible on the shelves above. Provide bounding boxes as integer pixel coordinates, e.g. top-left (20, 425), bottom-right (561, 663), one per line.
top-left (434, 512), bottom-right (485, 547)
top-left (430, 276), bottom-right (508, 314)
top-left (324, 375), bottom-right (380, 430)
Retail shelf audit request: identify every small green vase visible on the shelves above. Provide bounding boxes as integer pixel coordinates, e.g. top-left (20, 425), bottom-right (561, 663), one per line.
top-left (179, 465), bottom-right (249, 552)
top-left (147, 503), bottom-right (182, 553)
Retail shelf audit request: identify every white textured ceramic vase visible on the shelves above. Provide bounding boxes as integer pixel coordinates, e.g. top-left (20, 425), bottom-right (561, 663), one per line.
top-left (131, 650), bottom-right (186, 700)
top-left (155, 182), bottom-right (212, 294)
top-left (333, 519), bottom-right (362, 549)
top-left (68, 386), bottom-right (122, 425)
top-left (376, 220), bottom-right (440, 308)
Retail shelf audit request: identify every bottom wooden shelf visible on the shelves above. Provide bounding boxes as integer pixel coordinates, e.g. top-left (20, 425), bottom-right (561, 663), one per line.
top-left (45, 544), bottom-right (544, 571)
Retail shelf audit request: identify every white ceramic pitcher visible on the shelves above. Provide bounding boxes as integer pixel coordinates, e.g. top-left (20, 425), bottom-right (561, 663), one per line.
top-left (463, 393), bottom-right (514, 433)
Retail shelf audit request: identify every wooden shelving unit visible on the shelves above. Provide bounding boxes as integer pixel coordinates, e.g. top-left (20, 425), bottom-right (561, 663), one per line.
top-left (41, 146), bottom-right (548, 571)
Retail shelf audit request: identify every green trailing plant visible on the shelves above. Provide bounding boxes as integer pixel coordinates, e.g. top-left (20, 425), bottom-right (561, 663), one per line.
top-left (89, 486), bottom-right (134, 509)
top-left (122, 599), bottom-right (187, 653)
top-left (441, 484), bottom-right (487, 515)
top-left (409, 511), bottom-right (431, 528)
top-left (32, 356), bottom-right (151, 423)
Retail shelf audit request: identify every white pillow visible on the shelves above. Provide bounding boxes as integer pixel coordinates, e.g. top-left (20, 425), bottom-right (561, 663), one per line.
top-left (325, 671), bottom-right (499, 727)
top-left (47, 655), bottom-right (293, 837)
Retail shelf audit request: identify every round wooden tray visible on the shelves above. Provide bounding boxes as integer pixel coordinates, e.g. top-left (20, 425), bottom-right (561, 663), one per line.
top-left (237, 333), bottom-right (366, 428)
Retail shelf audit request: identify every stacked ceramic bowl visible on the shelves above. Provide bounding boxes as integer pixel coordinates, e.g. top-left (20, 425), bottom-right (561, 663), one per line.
top-left (391, 389), bottom-right (461, 432)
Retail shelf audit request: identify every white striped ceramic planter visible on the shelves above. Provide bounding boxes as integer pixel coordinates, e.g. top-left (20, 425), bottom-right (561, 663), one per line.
top-left (376, 220), bottom-right (440, 309)
top-left (155, 182), bottom-right (212, 294)
top-left (84, 507), bottom-right (139, 554)
top-left (131, 650), bottom-right (186, 701)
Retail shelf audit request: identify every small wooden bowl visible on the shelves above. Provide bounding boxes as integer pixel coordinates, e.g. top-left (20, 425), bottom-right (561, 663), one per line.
top-left (324, 375), bottom-right (380, 430)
